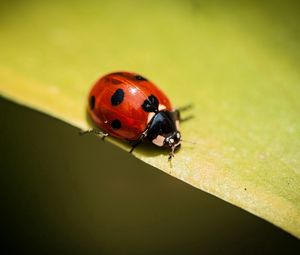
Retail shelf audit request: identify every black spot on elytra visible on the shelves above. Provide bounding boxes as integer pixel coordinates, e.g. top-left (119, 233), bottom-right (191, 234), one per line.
top-left (134, 75), bottom-right (148, 81)
top-left (111, 89), bottom-right (124, 106)
top-left (142, 95), bottom-right (159, 112)
top-left (111, 119), bottom-right (121, 129)
top-left (89, 96), bottom-right (95, 110)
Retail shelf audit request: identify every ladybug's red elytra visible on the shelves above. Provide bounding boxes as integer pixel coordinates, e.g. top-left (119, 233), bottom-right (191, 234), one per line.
top-left (84, 71), bottom-right (191, 160)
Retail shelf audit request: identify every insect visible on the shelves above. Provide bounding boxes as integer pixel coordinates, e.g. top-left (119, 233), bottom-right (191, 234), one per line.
top-left (83, 71), bottom-right (192, 160)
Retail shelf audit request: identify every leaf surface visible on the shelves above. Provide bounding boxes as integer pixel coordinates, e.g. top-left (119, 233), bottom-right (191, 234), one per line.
top-left (1, 0), bottom-right (299, 237)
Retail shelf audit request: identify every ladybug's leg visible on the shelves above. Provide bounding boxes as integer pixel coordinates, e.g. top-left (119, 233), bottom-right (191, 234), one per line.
top-left (177, 104), bottom-right (193, 112)
top-left (174, 109), bottom-right (194, 123)
top-left (168, 109), bottom-right (193, 123)
top-left (173, 104), bottom-right (194, 122)
top-left (179, 114), bottom-right (194, 122)
top-left (168, 148), bottom-right (175, 161)
top-left (129, 140), bottom-right (142, 153)
top-left (79, 129), bottom-right (109, 140)
top-left (129, 132), bottom-right (147, 153)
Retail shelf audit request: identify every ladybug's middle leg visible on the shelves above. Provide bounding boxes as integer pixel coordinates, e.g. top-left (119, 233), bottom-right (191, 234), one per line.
top-left (129, 132), bottom-right (147, 153)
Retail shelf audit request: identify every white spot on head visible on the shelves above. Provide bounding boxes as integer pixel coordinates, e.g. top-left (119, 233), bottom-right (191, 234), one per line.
top-left (176, 132), bottom-right (181, 139)
top-left (169, 138), bottom-right (174, 144)
top-left (152, 135), bottom-right (165, 147)
top-left (147, 112), bottom-right (155, 123)
top-left (158, 104), bottom-right (166, 111)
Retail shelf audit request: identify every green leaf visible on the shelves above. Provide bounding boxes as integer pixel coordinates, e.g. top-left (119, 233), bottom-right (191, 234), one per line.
top-left (1, 0), bottom-right (299, 238)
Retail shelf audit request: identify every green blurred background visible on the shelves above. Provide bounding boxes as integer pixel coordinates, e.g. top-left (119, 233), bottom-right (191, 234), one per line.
top-left (1, 97), bottom-right (300, 254)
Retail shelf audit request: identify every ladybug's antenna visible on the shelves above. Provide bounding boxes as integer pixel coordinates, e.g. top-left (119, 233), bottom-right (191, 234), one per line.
top-left (180, 139), bottom-right (196, 144)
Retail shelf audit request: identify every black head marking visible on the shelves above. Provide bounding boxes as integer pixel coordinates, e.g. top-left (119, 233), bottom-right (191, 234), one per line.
top-left (89, 95), bottom-right (95, 110)
top-left (111, 119), bottom-right (121, 129)
top-left (111, 88), bottom-right (125, 106)
top-left (134, 75), bottom-right (148, 81)
top-left (142, 95), bottom-right (159, 112)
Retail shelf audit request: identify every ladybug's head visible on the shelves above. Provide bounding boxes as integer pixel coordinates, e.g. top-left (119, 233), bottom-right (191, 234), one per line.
top-left (146, 111), bottom-right (182, 159)
top-left (164, 131), bottom-right (181, 160)
top-left (164, 131), bottom-right (181, 148)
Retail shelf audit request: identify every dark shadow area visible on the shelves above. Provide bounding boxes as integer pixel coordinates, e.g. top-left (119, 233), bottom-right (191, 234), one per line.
top-left (1, 97), bottom-right (300, 255)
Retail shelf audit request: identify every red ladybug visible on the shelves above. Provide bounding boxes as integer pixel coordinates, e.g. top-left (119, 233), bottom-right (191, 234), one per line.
top-left (84, 71), bottom-right (191, 159)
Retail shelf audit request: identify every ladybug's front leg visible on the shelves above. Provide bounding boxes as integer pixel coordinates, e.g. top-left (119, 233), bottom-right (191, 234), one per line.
top-left (177, 112), bottom-right (194, 122)
top-left (175, 104), bottom-right (194, 122)
top-left (168, 147), bottom-right (175, 161)
top-left (79, 129), bottom-right (109, 140)
top-left (177, 104), bottom-right (193, 112)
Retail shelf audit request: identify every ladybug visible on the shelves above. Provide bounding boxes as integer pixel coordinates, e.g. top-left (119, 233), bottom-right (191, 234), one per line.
top-left (83, 71), bottom-right (191, 160)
